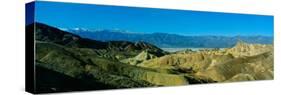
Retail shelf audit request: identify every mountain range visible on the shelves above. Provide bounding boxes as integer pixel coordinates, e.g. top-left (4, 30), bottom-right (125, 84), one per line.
top-left (65, 28), bottom-right (273, 48)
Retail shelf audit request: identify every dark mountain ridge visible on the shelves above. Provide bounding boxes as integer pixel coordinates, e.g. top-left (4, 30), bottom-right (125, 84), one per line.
top-left (29, 22), bottom-right (165, 52)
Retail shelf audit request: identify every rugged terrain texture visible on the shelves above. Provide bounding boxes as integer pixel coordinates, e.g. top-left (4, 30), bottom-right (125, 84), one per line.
top-left (136, 40), bottom-right (273, 82)
top-left (29, 23), bottom-right (195, 93)
top-left (29, 22), bottom-right (273, 93)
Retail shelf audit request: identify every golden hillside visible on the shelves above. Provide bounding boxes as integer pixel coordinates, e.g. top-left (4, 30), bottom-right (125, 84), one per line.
top-left (129, 41), bottom-right (273, 82)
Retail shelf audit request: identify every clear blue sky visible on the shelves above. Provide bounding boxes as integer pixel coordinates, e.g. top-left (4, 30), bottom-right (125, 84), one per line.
top-left (34, 1), bottom-right (273, 36)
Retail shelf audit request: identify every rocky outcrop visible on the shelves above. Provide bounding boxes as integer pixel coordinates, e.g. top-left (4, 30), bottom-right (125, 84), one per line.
top-left (121, 50), bottom-right (165, 65)
top-left (224, 40), bottom-right (273, 57)
top-left (196, 51), bottom-right (273, 82)
top-left (137, 41), bottom-right (273, 82)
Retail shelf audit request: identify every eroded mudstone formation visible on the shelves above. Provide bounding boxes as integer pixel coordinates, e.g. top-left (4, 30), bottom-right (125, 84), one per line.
top-left (30, 23), bottom-right (273, 93)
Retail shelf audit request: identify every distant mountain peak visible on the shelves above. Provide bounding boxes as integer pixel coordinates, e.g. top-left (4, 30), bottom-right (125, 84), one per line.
top-left (65, 27), bottom-right (94, 33)
top-left (65, 27), bottom-right (144, 35)
top-left (73, 27), bottom-right (89, 31)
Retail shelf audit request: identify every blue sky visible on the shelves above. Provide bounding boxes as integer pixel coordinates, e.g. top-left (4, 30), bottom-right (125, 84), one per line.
top-left (34, 1), bottom-right (273, 36)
